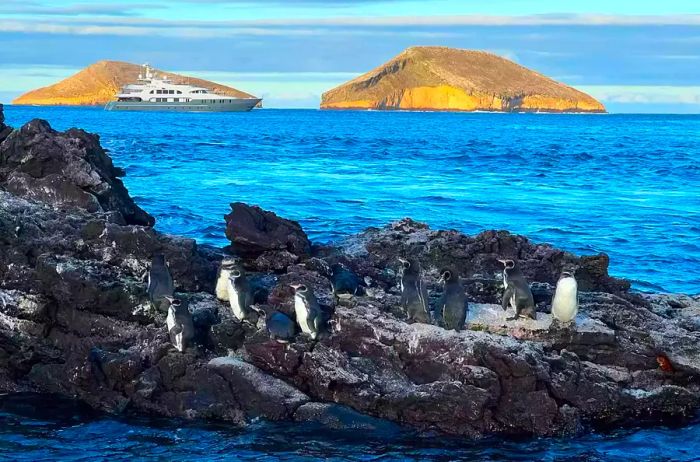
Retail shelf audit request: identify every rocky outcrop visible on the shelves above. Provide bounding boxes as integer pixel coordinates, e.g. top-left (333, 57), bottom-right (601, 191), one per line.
top-left (0, 117), bottom-right (153, 226)
top-left (12, 60), bottom-right (259, 107)
top-left (225, 202), bottom-right (311, 260)
top-left (0, 104), bottom-right (11, 143)
top-left (1, 107), bottom-right (698, 438)
top-left (321, 46), bottom-right (606, 113)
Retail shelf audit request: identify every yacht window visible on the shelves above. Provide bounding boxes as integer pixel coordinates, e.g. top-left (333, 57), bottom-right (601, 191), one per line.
top-left (149, 90), bottom-right (154, 94)
top-left (169, 90), bottom-right (175, 94)
top-left (177, 91), bottom-right (182, 94)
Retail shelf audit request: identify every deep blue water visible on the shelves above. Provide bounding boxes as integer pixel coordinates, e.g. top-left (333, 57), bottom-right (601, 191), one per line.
top-left (2, 106), bottom-right (700, 460)
top-left (4, 106), bottom-right (700, 294)
top-left (1, 394), bottom-right (699, 462)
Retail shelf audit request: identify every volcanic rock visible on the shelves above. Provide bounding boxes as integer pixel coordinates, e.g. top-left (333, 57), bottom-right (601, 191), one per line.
top-left (1, 109), bottom-right (698, 439)
top-left (224, 202), bottom-right (311, 258)
top-left (0, 114), bottom-right (153, 226)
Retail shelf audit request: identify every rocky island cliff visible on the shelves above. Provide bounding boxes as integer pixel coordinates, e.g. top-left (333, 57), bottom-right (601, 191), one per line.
top-left (321, 46), bottom-right (606, 113)
top-left (12, 61), bottom-right (258, 106)
top-left (0, 105), bottom-right (698, 438)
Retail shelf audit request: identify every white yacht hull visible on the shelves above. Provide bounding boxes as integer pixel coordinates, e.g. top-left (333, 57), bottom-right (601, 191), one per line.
top-left (105, 98), bottom-right (261, 112)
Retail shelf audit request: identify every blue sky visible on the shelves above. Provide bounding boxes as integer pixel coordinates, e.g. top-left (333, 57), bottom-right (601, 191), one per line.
top-left (1, 1), bottom-right (699, 111)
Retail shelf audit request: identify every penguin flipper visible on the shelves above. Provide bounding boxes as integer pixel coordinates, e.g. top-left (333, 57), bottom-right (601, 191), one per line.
top-left (170, 324), bottom-right (183, 336)
top-left (502, 286), bottom-right (514, 311)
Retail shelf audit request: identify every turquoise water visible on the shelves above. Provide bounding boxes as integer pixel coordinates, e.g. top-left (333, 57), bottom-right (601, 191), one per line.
top-left (2, 106), bottom-right (700, 460)
top-left (5, 107), bottom-right (699, 293)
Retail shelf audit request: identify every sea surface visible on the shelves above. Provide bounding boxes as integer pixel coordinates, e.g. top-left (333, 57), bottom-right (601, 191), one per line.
top-left (2, 106), bottom-right (700, 460)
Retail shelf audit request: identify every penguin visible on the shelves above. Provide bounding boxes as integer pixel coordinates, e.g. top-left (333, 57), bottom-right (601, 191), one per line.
top-left (165, 296), bottom-right (194, 353)
top-left (398, 257), bottom-right (431, 323)
top-left (215, 258), bottom-right (240, 302)
top-left (330, 263), bottom-right (361, 301)
top-left (147, 254), bottom-right (174, 311)
top-left (226, 269), bottom-right (254, 322)
top-left (438, 269), bottom-right (468, 331)
top-left (266, 311), bottom-right (296, 343)
top-left (291, 284), bottom-right (325, 340)
top-left (551, 271), bottom-right (578, 324)
top-left (498, 259), bottom-right (536, 321)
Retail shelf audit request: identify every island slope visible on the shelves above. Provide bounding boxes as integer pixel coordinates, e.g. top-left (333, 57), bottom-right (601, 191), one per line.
top-left (12, 60), bottom-right (259, 106)
top-left (321, 46), bottom-right (605, 113)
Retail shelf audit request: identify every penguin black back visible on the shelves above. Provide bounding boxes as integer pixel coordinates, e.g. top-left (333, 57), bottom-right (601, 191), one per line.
top-left (148, 254), bottom-right (174, 311)
top-left (438, 269), bottom-right (468, 331)
top-left (330, 263), bottom-right (362, 300)
top-left (291, 284), bottom-right (325, 340)
top-left (398, 258), bottom-right (430, 323)
top-left (165, 297), bottom-right (195, 352)
top-left (266, 311), bottom-right (296, 343)
top-left (227, 269), bottom-right (254, 321)
top-left (499, 259), bottom-right (536, 320)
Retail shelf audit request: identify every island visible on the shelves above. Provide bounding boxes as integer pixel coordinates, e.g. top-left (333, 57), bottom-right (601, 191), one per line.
top-left (12, 60), bottom-right (259, 107)
top-left (321, 46), bottom-right (606, 113)
top-left (1, 105), bottom-right (698, 438)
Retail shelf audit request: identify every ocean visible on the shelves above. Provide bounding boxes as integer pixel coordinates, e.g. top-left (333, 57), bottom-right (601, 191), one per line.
top-left (2, 106), bottom-right (699, 460)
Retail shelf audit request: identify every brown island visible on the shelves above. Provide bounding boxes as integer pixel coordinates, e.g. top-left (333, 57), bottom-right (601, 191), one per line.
top-left (12, 60), bottom-right (259, 107)
top-left (321, 46), bottom-right (605, 113)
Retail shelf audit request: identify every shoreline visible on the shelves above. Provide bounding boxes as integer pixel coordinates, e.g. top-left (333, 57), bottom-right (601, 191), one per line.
top-left (0, 105), bottom-right (698, 438)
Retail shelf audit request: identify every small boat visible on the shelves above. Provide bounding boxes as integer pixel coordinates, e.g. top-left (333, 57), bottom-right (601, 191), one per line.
top-left (105, 64), bottom-right (261, 112)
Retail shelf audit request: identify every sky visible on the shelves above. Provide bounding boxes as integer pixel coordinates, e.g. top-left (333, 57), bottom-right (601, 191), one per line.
top-left (1, 1), bottom-right (699, 112)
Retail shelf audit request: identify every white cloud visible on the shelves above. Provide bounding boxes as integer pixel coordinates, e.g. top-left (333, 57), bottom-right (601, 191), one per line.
top-left (580, 85), bottom-right (700, 105)
top-left (2, 14), bottom-right (700, 38)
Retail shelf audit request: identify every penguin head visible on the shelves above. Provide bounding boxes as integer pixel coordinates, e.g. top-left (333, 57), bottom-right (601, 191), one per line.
top-left (290, 283), bottom-right (311, 301)
top-left (164, 296), bottom-right (181, 308)
top-left (151, 254), bottom-right (167, 266)
top-left (230, 269), bottom-right (244, 280)
top-left (438, 269), bottom-right (453, 285)
top-left (498, 259), bottom-right (516, 270)
top-left (221, 258), bottom-right (240, 270)
top-left (560, 271), bottom-right (574, 280)
top-left (398, 257), bottom-right (419, 275)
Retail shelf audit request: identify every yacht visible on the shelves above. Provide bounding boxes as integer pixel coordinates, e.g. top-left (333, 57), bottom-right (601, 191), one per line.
top-left (105, 64), bottom-right (261, 112)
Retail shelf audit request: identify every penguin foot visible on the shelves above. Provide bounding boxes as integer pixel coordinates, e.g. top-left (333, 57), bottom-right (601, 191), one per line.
top-left (505, 315), bottom-right (518, 321)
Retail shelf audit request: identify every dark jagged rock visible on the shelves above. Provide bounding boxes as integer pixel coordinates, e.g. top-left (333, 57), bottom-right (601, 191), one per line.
top-left (353, 219), bottom-right (630, 296)
top-left (0, 117), bottom-right (153, 226)
top-left (225, 202), bottom-right (310, 259)
top-left (0, 113), bottom-right (698, 438)
top-left (0, 104), bottom-right (11, 143)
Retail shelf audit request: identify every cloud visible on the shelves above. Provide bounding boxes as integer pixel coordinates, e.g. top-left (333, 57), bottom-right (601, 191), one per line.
top-left (3, 14), bottom-right (700, 35)
top-left (0, 3), bottom-right (163, 17)
top-left (581, 85), bottom-right (700, 105)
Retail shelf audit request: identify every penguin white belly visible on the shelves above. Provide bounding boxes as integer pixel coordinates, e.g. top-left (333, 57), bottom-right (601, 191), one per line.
top-left (552, 278), bottom-right (578, 322)
top-left (294, 295), bottom-right (312, 334)
top-left (174, 332), bottom-right (184, 352)
top-left (215, 269), bottom-right (231, 301)
top-left (227, 280), bottom-right (246, 320)
top-left (166, 308), bottom-right (176, 332)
